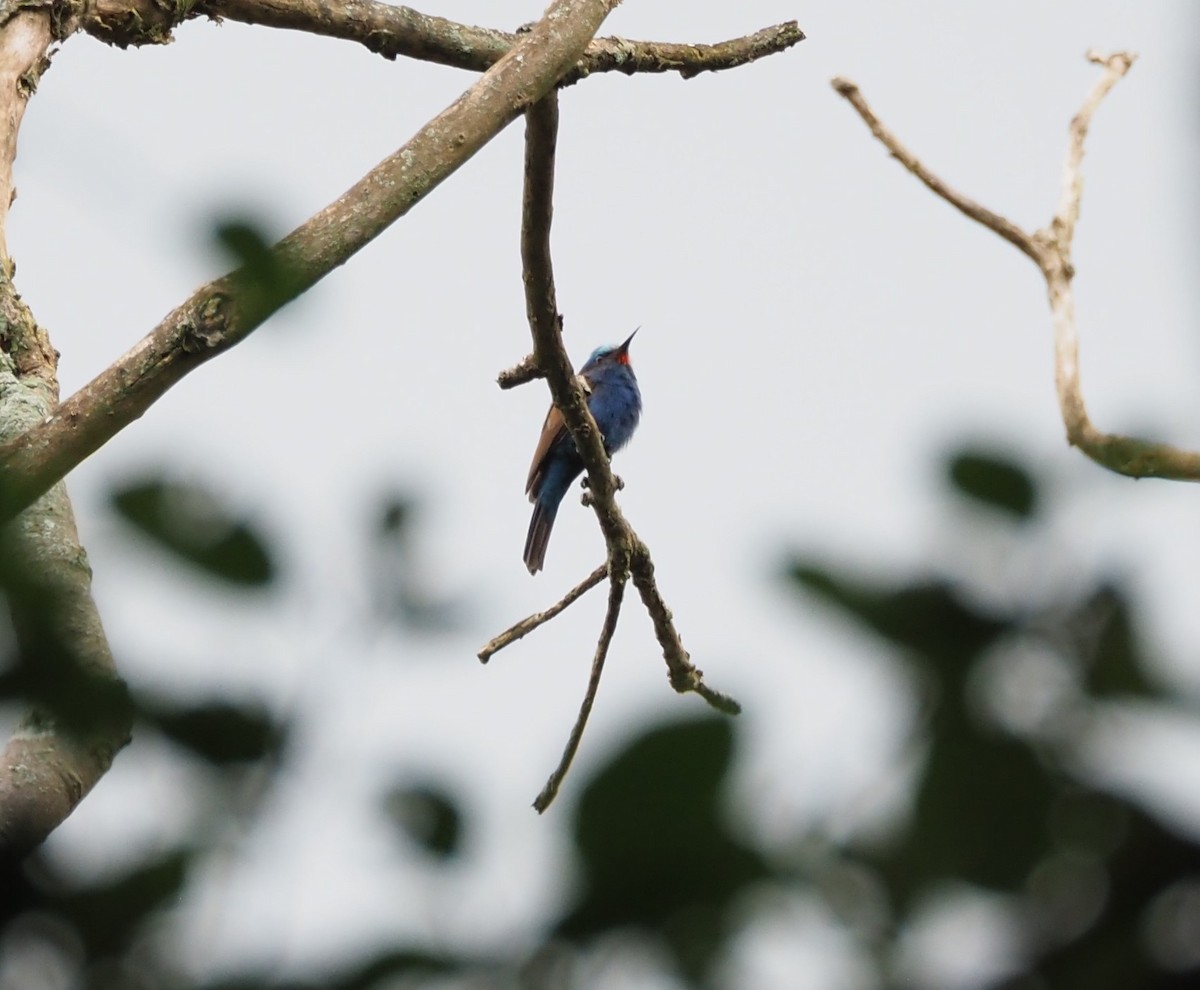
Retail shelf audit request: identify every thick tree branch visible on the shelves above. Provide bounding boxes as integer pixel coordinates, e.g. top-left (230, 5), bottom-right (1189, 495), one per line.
top-left (834, 52), bottom-right (1200, 481)
top-left (0, 0), bottom-right (623, 523)
top-left (79, 0), bottom-right (804, 83)
top-left (0, 286), bottom-right (131, 861)
top-left (0, 9), bottom-right (49, 273)
top-left (0, 9), bottom-right (130, 859)
top-left (0, 420), bottom-right (132, 859)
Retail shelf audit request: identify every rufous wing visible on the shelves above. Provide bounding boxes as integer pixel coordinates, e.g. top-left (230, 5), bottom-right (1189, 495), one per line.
top-left (525, 376), bottom-right (591, 500)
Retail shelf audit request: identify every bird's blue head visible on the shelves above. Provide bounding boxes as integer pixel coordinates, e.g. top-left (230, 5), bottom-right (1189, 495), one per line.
top-left (581, 328), bottom-right (638, 374)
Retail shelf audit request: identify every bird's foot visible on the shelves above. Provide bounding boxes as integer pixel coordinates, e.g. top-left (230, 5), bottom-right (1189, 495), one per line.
top-left (580, 474), bottom-right (622, 498)
top-left (581, 490), bottom-right (594, 508)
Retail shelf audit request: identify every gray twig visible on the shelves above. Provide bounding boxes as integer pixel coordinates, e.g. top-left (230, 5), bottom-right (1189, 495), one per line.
top-left (477, 562), bottom-right (607, 663)
top-left (81, 0), bottom-right (803, 83)
top-left (533, 571), bottom-right (625, 813)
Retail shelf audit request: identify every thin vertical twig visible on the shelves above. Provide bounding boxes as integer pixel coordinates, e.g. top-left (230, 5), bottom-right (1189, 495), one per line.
top-left (533, 572), bottom-right (625, 813)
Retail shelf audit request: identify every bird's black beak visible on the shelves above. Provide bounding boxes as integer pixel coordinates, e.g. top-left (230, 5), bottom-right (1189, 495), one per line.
top-left (615, 327), bottom-right (639, 356)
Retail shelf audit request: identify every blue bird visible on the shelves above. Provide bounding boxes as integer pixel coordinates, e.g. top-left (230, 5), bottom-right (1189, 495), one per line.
top-left (524, 330), bottom-right (642, 574)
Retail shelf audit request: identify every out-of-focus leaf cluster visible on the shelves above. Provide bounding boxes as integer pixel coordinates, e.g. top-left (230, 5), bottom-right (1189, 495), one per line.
top-left (2, 447), bottom-right (1199, 989)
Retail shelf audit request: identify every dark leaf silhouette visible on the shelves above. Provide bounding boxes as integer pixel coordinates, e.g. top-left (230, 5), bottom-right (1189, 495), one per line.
top-left (878, 718), bottom-right (1060, 901)
top-left (789, 564), bottom-right (1008, 666)
top-left (559, 717), bottom-right (770, 982)
top-left (111, 478), bottom-right (274, 586)
top-left (0, 643), bottom-right (131, 738)
top-left (1066, 584), bottom-right (1163, 700)
top-left (947, 449), bottom-right (1038, 519)
top-left (214, 217), bottom-right (304, 318)
top-left (996, 801), bottom-right (1200, 990)
top-left (148, 699), bottom-right (285, 765)
top-left (378, 497), bottom-right (413, 537)
top-left (371, 493), bottom-right (467, 634)
top-left (383, 784), bottom-right (463, 861)
top-left (41, 848), bottom-right (192, 958)
top-left (332, 948), bottom-right (466, 990)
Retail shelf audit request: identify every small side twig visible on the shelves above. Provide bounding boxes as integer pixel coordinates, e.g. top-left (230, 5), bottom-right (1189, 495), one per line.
top-left (834, 52), bottom-right (1200, 482)
top-left (830, 76), bottom-right (1039, 265)
top-left (497, 353), bottom-right (543, 389)
top-left (564, 21), bottom-right (805, 84)
top-left (82, 0), bottom-right (804, 84)
top-left (629, 539), bottom-right (741, 714)
top-left (533, 570), bottom-right (625, 813)
top-left (477, 562), bottom-right (607, 663)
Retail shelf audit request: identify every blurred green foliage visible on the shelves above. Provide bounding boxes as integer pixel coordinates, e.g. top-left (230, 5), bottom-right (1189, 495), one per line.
top-left (3, 446), bottom-right (1200, 988)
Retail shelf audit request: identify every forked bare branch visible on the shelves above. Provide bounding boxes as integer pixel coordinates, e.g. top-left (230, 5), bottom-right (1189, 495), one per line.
top-left (835, 52), bottom-right (1200, 481)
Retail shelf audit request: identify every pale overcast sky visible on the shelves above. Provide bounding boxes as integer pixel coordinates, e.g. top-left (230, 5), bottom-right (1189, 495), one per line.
top-left (8, 2), bottom-right (1200, 985)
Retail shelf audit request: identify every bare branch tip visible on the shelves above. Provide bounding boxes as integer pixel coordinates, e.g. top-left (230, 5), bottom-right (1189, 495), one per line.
top-left (476, 563), bottom-right (608, 663)
top-left (830, 76), bottom-right (858, 96)
top-left (497, 353), bottom-right (544, 390)
top-left (1086, 49), bottom-right (1136, 73)
top-left (698, 685), bottom-right (742, 715)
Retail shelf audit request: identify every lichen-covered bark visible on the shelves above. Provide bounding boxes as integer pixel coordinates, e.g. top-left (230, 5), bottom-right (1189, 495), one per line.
top-left (0, 12), bottom-right (129, 860)
top-left (0, 283), bottom-right (130, 862)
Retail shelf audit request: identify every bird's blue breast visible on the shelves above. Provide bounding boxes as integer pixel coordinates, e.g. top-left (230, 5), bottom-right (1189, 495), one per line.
top-left (585, 365), bottom-right (641, 454)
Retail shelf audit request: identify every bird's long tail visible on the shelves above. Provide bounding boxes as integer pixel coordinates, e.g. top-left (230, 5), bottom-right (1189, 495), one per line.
top-left (523, 498), bottom-right (559, 574)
